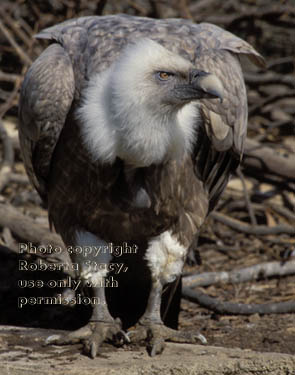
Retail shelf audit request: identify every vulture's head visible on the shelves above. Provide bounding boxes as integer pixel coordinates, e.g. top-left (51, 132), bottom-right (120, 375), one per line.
top-left (79, 39), bottom-right (224, 166)
top-left (111, 38), bottom-right (223, 115)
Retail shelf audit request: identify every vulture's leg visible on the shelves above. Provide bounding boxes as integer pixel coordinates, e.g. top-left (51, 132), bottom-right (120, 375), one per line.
top-left (128, 231), bottom-right (207, 356)
top-left (45, 231), bottom-right (128, 358)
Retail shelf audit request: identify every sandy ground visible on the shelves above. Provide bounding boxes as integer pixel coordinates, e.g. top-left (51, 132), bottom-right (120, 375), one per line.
top-left (0, 325), bottom-right (295, 375)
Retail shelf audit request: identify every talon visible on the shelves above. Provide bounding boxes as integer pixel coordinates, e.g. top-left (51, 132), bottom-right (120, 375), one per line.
top-left (44, 334), bottom-right (61, 345)
top-left (116, 330), bottom-right (131, 344)
top-left (44, 320), bottom-right (126, 358)
top-left (148, 338), bottom-right (166, 357)
top-left (128, 321), bottom-right (207, 356)
top-left (90, 341), bottom-right (98, 359)
top-left (196, 333), bottom-right (207, 344)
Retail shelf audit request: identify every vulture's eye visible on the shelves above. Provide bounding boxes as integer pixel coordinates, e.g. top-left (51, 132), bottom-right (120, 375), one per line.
top-left (157, 71), bottom-right (175, 81)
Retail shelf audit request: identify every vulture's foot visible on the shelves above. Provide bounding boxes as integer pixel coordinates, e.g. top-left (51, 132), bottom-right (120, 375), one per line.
top-left (128, 320), bottom-right (207, 357)
top-left (45, 319), bottom-right (129, 358)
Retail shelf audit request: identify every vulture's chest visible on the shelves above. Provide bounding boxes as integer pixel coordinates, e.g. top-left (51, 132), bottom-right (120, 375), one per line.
top-left (48, 119), bottom-right (208, 246)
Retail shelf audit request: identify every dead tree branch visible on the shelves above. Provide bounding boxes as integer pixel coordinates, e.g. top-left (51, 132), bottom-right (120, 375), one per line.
top-left (0, 203), bottom-right (71, 264)
top-left (244, 138), bottom-right (295, 181)
top-left (0, 119), bottom-right (14, 192)
top-left (182, 287), bottom-right (295, 315)
top-left (211, 211), bottom-right (295, 235)
top-left (249, 91), bottom-right (295, 117)
top-left (183, 260), bottom-right (295, 288)
top-left (0, 202), bottom-right (61, 247)
top-left (0, 19), bottom-right (32, 66)
top-left (236, 166), bottom-right (257, 226)
top-left (244, 72), bottom-right (295, 89)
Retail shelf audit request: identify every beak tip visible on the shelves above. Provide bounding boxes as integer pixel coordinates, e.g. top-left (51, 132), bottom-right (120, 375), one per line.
top-left (193, 71), bottom-right (224, 103)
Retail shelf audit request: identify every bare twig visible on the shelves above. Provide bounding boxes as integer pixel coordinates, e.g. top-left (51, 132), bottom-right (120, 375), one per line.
top-left (244, 138), bottom-right (295, 181)
top-left (204, 5), bottom-right (295, 28)
top-left (182, 287), bottom-right (295, 315)
top-left (95, 0), bottom-right (109, 15)
top-left (127, 0), bottom-right (148, 15)
top-left (2, 227), bottom-right (15, 248)
top-left (266, 203), bottom-right (295, 222)
top-left (0, 203), bottom-right (60, 246)
top-left (183, 259), bottom-right (295, 288)
top-left (236, 166), bottom-right (257, 226)
top-left (248, 91), bottom-right (295, 117)
top-left (0, 19), bottom-right (32, 66)
top-left (244, 72), bottom-right (295, 89)
top-left (178, 0), bottom-right (193, 19)
top-left (211, 211), bottom-right (295, 235)
top-left (282, 191), bottom-right (295, 212)
top-left (267, 56), bottom-right (294, 69)
top-left (189, 0), bottom-right (218, 15)
top-left (0, 203), bottom-right (72, 265)
top-left (0, 71), bottom-right (22, 82)
top-left (220, 199), bottom-right (295, 225)
top-left (0, 119), bottom-right (14, 192)
top-left (0, 8), bottom-right (32, 49)
top-left (10, 173), bottom-right (29, 185)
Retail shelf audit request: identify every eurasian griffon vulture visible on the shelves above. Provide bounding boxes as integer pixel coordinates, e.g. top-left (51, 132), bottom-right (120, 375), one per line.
top-left (18, 14), bottom-right (264, 357)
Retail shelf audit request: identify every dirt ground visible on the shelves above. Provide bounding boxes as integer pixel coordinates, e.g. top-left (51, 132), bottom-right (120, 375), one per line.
top-left (1, 327), bottom-right (294, 375)
top-left (181, 274), bottom-right (295, 355)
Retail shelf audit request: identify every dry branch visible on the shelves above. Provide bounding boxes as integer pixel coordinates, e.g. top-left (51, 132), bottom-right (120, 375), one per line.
top-left (267, 203), bottom-right (295, 222)
top-left (10, 173), bottom-right (29, 185)
top-left (244, 138), bottom-right (295, 180)
top-left (236, 167), bottom-right (257, 226)
top-left (0, 203), bottom-right (72, 266)
top-left (0, 81), bottom-right (20, 118)
top-left (244, 72), bottom-right (295, 89)
top-left (0, 202), bottom-right (61, 246)
top-left (0, 71), bottom-right (22, 82)
top-left (203, 5), bottom-right (295, 28)
top-left (248, 91), bottom-right (295, 117)
top-left (0, 119), bottom-right (14, 192)
top-left (182, 287), bottom-right (295, 315)
top-left (211, 211), bottom-right (295, 235)
top-left (183, 259), bottom-right (295, 288)
top-left (0, 19), bottom-right (32, 66)
top-left (0, 8), bottom-right (32, 49)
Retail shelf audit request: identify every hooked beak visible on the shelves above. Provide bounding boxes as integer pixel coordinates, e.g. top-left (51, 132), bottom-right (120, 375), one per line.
top-left (174, 69), bottom-right (224, 103)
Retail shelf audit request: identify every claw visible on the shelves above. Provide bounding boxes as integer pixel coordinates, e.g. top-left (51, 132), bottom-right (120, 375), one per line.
top-left (147, 333), bottom-right (166, 357)
top-left (195, 333), bottom-right (207, 345)
top-left (45, 334), bottom-right (62, 345)
top-left (116, 330), bottom-right (131, 345)
top-left (90, 341), bottom-right (98, 359)
top-left (128, 322), bottom-right (207, 356)
top-left (44, 320), bottom-right (127, 358)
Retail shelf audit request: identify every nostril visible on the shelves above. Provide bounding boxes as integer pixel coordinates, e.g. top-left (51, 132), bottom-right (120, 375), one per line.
top-left (190, 69), bottom-right (209, 83)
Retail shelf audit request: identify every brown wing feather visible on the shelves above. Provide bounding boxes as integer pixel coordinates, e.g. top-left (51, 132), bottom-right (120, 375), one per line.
top-left (18, 43), bottom-right (75, 200)
top-left (187, 27), bottom-right (264, 210)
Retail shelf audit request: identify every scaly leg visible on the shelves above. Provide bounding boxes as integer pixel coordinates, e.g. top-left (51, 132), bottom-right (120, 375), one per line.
top-left (128, 231), bottom-right (206, 356)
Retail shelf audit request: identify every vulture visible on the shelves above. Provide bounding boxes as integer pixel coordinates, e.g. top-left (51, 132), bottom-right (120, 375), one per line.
top-left (18, 14), bottom-right (264, 357)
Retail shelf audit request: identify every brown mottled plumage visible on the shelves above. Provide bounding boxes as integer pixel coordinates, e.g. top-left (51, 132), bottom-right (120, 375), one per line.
top-left (18, 14), bottom-right (264, 357)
